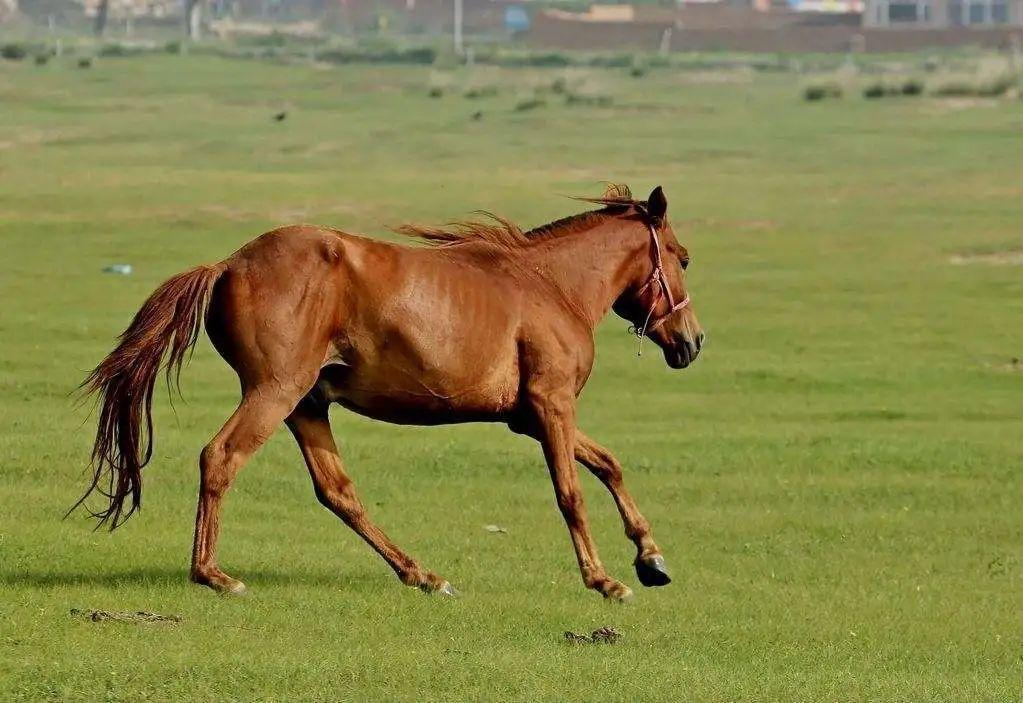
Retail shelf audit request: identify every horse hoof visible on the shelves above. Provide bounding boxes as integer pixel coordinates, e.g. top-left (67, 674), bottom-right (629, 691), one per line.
top-left (635, 554), bottom-right (672, 587)
top-left (418, 580), bottom-right (458, 597)
top-left (602, 582), bottom-right (634, 603)
top-left (214, 579), bottom-right (247, 596)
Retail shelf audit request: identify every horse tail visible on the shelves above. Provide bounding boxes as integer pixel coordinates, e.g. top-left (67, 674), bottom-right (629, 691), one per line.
top-left (71, 263), bottom-right (225, 529)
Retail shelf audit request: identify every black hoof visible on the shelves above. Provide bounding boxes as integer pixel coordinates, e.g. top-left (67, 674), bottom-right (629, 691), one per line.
top-left (635, 554), bottom-right (672, 587)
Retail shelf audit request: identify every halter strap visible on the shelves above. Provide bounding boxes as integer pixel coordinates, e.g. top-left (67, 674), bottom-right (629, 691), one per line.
top-left (630, 223), bottom-right (690, 355)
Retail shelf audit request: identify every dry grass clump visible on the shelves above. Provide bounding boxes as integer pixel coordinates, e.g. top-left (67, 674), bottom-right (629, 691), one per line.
top-left (803, 82), bottom-right (843, 101)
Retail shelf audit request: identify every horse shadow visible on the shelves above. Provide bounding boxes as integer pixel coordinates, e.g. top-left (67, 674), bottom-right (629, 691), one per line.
top-left (3, 566), bottom-right (378, 590)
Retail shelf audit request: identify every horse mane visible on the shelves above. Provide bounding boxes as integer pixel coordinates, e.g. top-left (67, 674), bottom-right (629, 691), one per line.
top-left (394, 183), bottom-right (642, 250)
top-left (395, 211), bottom-right (529, 248)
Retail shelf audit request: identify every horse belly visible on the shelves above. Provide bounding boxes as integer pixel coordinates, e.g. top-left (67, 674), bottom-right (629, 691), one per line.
top-left (317, 304), bottom-right (521, 425)
top-left (317, 359), bottom-right (519, 425)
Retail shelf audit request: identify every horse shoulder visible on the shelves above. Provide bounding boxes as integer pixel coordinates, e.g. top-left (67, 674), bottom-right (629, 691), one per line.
top-left (516, 291), bottom-right (596, 397)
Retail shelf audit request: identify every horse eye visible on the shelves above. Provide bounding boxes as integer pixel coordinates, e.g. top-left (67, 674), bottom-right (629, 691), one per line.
top-left (679, 258), bottom-right (690, 270)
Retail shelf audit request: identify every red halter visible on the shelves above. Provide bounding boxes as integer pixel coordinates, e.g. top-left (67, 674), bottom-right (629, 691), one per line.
top-left (630, 222), bottom-right (690, 353)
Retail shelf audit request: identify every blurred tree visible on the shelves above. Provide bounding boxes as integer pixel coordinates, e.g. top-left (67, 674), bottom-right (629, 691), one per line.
top-left (93, 0), bottom-right (109, 36)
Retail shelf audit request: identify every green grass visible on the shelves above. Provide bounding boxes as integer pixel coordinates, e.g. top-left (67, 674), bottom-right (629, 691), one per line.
top-left (1, 54), bottom-right (1021, 702)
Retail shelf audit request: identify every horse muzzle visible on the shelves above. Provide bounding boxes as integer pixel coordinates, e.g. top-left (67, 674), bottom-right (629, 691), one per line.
top-left (665, 331), bottom-right (704, 369)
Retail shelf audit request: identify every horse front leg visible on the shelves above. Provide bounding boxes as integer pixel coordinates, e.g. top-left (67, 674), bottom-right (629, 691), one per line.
top-left (526, 390), bottom-right (633, 602)
top-left (574, 430), bottom-right (671, 587)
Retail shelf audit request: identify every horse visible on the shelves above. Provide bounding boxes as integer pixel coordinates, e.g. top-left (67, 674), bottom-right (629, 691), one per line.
top-left (74, 184), bottom-right (704, 602)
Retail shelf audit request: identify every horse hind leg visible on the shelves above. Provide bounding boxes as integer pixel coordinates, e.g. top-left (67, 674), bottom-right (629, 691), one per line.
top-left (191, 235), bottom-right (336, 593)
top-left (190, 384), bottom-right (307, 593)
top-left (285, 397), bottom-right (453, 595)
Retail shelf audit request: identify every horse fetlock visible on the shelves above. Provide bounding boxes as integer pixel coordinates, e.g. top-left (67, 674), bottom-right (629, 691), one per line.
top-left (595, 578), bottom-right (634, 602)
top-left (191, 567), bottom-right (247, 595)
top-left (584, 569), bottom-right (634, 601)
top-left (403, 569), bottom-right (454, 596)
top-left (625, 520), bottom-right (653, 541)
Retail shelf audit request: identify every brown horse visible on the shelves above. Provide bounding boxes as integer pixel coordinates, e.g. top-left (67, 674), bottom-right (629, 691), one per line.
top-left (75, 184), bottom-right (704, 601)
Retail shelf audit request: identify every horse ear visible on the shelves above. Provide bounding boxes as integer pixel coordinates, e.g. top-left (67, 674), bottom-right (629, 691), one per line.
top-left (647, 186), bottom-right (668, 222)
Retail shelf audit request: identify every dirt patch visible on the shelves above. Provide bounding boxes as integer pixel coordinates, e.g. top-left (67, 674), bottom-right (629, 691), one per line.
top-left (927, 97), bottom-right (1001, 113)
top-left (564, 626), bottom-right (622, 644)
top-left (71, 608), bottom-right (182, 624)
top-left (672, 70), bottom-right (755, 85)
top-left (997, 358), bottom-right (1023, 372)
top-left (612, 103), bottom-right (717, 116)
top-left (0, 129), bottom-right (90, 151)
top-left (950, 250), bottom-right (1023, 266)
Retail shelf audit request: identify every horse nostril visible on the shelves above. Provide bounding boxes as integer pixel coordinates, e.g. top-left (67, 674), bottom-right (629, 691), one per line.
top-left (696, 332), bottom-right (706, 351)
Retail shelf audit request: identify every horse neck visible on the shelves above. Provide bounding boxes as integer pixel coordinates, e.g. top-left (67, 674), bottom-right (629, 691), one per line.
top-left (521, 218), bottom-right (649, 328)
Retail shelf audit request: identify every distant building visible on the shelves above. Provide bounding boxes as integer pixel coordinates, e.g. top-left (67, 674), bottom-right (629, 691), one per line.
top-left (791, 0), bottom-right (865, 12)
top-left (77, 0), bottom-right (179, 18)
top-left (863, 0), bottom-right (1023, 26)
top-left (528, 0), bottom-right (1022, 51)
top-left (0, 0), bottom-right (17, 22)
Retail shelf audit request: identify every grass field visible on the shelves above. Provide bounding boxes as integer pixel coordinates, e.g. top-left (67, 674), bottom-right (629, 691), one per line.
top-left (1, 52), bottom-right (1021, 702)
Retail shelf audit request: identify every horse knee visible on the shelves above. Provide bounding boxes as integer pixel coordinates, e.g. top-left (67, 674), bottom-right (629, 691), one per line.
top-left (583, 451), bottom-right (620, 483)
top-left (312, 482), bottom-right (340, 510)
top-left (314, 478), bottom-right (365, 522)
top-left (591, 462), bottom-right (622, 483)
top-left (555, 490), bottom-right (583, 525)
